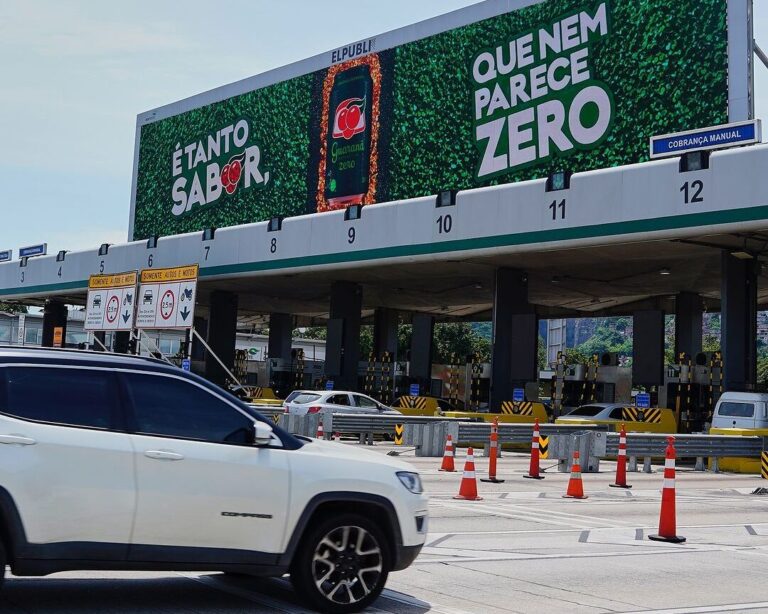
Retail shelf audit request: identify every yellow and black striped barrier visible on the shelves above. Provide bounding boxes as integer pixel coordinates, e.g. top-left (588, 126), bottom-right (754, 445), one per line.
top-left (399, 396), bottom-right (428, 410)
top-left (394, 423), bottom-right (404, 445)
top-left (500, 401), bottom-right (534, 416)
top-left (762, 452), bottom-right (768, 480)
top-left (539, 435), bottom-right (549, 459)
top-left (622, 407), bottom-right (662, 424)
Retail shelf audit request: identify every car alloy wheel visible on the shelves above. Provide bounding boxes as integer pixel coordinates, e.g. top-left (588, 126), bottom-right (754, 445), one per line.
top-left (311, 525), bottom-right (383, 605)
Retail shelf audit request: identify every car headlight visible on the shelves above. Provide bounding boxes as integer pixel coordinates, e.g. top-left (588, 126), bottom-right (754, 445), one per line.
top-left (396, 471), bottom-right (423, 494)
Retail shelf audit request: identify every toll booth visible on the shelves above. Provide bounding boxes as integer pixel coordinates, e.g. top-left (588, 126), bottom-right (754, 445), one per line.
top-left (464, 358), bottom-right (490, 411)
top-left (355, 353), bottom-right (407, 402)
top-left (549, 352), bottom-right (632, 416)
top-left (665, 351), bottom-right (723, 433)
top-left (266, 355), bottom-right (324, 397)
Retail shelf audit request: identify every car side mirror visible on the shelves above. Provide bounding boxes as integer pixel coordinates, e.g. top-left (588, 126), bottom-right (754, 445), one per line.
top-left (253, 422), bottom-right (274, 447)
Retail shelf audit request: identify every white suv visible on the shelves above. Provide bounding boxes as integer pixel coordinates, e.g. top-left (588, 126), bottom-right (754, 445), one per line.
top-left (0, 348), bottom-right (428, 613)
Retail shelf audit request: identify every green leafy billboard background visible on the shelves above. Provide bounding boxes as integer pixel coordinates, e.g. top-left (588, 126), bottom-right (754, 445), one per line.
top-left (133, 0), bottom-right (727, 240)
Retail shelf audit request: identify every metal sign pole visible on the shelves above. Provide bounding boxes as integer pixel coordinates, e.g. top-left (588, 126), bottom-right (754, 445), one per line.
top-left (136, 331), bottom-right (176, 367)
top-left (91, 333), bottom-right (110, 353)
top-left (191, 327), bottom-right (244, 388)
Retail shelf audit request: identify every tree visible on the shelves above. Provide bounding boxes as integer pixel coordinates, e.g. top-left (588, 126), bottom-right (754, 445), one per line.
top-left (294, 326), bottom-right (326, 340)
top-left (538, 335), bottom-right (547, 370)
top-left (0, 302), bottom-right (27, 315)
top-left (563, 347), bottom-right (589, 365)
top-left (433, 323), bottom-right (489, 363)
top-left (577, 326), bottom-right (631, 358)
top-left (758, 356), bottom-right (768, 388)
top-left (702, 334), bottom-right (720, 353)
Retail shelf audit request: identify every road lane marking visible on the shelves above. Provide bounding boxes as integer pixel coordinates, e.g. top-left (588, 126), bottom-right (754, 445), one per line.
top-left (433, 501), bottom-right (594, 528)
top-left (492, 501), bottom-right (633, 527)
top-left (621, 602), bottom-right (768, 613)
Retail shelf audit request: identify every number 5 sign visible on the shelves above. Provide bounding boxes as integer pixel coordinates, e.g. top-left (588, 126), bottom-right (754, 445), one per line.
top-left (136, 264), bottom-right (199, 329)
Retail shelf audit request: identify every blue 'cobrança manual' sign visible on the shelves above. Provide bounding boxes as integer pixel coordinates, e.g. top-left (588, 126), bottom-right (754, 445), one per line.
top-left (650, 120), bottom-right (761, 159)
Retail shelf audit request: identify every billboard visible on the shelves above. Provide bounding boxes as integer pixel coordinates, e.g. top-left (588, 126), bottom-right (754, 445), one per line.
top-left (131, 0), bottom-right (729, 240)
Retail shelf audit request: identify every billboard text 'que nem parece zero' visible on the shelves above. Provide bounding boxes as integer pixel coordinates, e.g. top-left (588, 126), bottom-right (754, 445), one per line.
top-left (132, 0), bottom-right (728, 240)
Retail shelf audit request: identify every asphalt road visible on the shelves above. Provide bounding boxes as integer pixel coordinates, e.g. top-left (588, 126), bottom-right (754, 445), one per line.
top-left (3, 443), bottom-right (768, 613)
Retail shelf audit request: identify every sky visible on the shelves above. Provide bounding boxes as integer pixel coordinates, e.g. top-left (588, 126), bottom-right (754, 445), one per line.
top-left (0, 0), bottom-right (767, 255)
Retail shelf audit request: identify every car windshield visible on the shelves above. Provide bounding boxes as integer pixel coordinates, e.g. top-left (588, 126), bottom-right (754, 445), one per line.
top-left (354, 395), bottom-right (379, 408)
top-left (290, 393), bottom-right (321, 405)
top-left (567, 405), bottom-right (605, 417)
top-left (717, 401), bottom-right (755, 418)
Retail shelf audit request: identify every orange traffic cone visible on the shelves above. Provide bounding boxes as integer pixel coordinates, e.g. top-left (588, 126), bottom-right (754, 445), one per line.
top-left (481, 419), bottom-right (504, 483)
top-left (316, 419), bottom-right (324, 439)
top-left (610, 423), bottom-right (632, 489)
top-left (649, 437), bottom-right (686, 543)
top-left (454, 447), bottom-right (482, 501)
top-left (563, 451), bottom-right (588, 499)
top-left (524, 418), bottom-right (544, 480)
top-left (439, 434), bottom-right (456, 472)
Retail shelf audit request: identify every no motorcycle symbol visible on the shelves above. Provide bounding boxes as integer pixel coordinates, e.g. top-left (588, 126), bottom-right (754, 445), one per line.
top-left (160, 289), bottom-right (175, 320)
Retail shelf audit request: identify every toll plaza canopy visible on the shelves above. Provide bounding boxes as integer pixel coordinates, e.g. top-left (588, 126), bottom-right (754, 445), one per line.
top-left (1, 143), bottom-right (767, 321)
top-left (0, 0), bottom-right (761, 396)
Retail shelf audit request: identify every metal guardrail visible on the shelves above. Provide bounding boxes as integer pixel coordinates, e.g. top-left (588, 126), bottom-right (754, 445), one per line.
top-left (251, 406), bottom-right (284, 423)
top-left (604, 433), bottom-right (764, 459)
top-left (276, 412), bottom-right (474, 444)
top-left (266, 412), bottom-right (768, 471)
top-left (548, 431), bottom-right (768, 473)
top-left (457, 422), bottom-right (610, 445)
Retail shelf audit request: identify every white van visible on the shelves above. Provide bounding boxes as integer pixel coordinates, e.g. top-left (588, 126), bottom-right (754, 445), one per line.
top-left (711, 392), bottom-right (768, 430)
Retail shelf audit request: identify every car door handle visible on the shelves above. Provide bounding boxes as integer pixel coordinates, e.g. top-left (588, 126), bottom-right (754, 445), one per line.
top-left (0, 435), bottom-right (36, 446)
top-left (144, 450), bottom-right (184, 461)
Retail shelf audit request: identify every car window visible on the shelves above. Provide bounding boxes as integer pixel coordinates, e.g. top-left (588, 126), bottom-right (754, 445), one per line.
top-left (0, 366), bottom-right (116, 429)
top-left (608, 407), bottom-right (625, 419)
top-left (291, 393), bottom-right (321, 404)
top-left (326, 394), bottom-right (350, 406)
top-left (123, 372), bottom-right (254, 444)
top-left (567, 405), bottom-right (604, 417)
top-left (353, 394), bottom-right (379, 408)
top-left (717, 402), bottom-right (754, 418)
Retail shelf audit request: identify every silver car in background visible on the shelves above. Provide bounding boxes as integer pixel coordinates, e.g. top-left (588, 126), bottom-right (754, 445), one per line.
top-left (284, 390), bottom-right (402, 416)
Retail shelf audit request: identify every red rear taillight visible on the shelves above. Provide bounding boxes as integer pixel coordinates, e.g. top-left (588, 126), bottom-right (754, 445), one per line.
top-left (307, 406), bottom-right (321, 414)
top-left (284, 405), bottom-right (289, 413)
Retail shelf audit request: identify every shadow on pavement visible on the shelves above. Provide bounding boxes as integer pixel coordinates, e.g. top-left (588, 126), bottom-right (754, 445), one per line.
top-left (0, 573), bottom-right (435, 613)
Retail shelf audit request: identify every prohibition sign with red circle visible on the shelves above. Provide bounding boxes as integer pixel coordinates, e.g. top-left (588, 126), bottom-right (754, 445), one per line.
top-left (105, 295), bottom-right (120, 324)
top-left (160, 289), bottom-right (175, 321)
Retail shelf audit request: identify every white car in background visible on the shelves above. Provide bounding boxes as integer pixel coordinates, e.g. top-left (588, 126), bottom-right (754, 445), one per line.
top-left (284, 390), bottom-right (402, 416)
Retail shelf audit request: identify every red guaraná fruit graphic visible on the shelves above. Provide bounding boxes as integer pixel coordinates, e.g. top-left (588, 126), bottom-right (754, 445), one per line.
top-left (220, 153), bottom-right (245, 195)
top-left (332, 97), bottom-right (366, 140)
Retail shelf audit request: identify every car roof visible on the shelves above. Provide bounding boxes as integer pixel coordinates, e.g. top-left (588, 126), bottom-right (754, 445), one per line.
top-left (718, 392), bottom-right (768, 401)
top-left (294, 390), bottom-right (368, 395)
top-left (0, 345), bottom-right (180, 375)
top-left (575, 403), bottom-right (616, 409)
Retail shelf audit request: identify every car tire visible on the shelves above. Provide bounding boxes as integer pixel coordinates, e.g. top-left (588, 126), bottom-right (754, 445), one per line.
top-left (291, 513), bottom-right (390, 614)
top-left (0, 539), bottom-right (6, 589)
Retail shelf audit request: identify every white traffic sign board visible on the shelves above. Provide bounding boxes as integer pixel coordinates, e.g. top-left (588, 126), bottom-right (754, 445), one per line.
top-left (84, 271), bottom-right (138, 331)
top-left (136, 265), bottom-right (198, 329)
